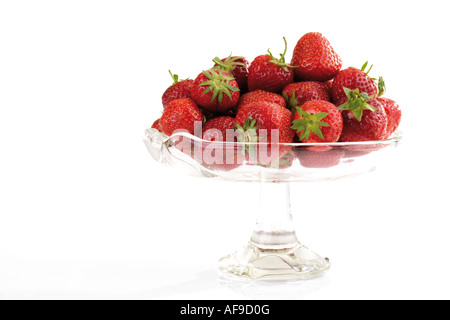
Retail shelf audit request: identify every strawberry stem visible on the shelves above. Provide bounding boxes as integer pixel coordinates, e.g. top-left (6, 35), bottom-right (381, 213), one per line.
top-left (267, 37), bottom-right (296, 73)
top-left (169, 70), bottom-right (179, 84)
top-left (361, 61), bottom-right (373, 75)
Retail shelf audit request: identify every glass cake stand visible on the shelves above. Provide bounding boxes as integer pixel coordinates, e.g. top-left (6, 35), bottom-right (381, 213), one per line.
top-left (143, 128), bottom-right (402, 280)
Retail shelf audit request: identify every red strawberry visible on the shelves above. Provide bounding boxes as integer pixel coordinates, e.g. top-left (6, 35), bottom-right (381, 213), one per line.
top-left (247, 37), bottom-right (295, 93)
top-left (235, 115), bottom-right (294, 166)
top-left (291, 32), bottom-right (342, 82)
top-left (331, 62), bottom-right (377, 103)
top-left (161, 71), bottom-right (194, 108)
top-left (199, 142), bottom-right (244, 172)
top-left (342, 143), bottom-right (388, 159)
top-left (291, 100), bottom-right (343, 143)
top-left (151, 118), bottom-right (162, 131)
top-left (191, 69), bottom-right (240, 113)
top-left (202, 116), bottom-right (237, 142)
top-left (199, 116), bottom-right (244, 171)
top-left (213, 55), bottom-right (249, 93)
top-left (235, 101), bottom-right (295, 143)
top-left (323, 80), bottom-right (333, 94)
top-left (336, 89), bottom-right (388, 142)
top-left (296, 147), bottom-right (345, 168)
top-left (237, 90), bottom-right (286, 113)
top-left (342, 149), bottom-right (372, 158)
top-left (376, 97), bottom-right (401, 138)
top-left (273, 151), bottom-right (296, 169)
top-left (234, 102), bottom-right (294, 165)
top-left (282, 81), bottom-right (331, 112)
top-left (234, 112), bottom-right (293, 166)
top-left (159, 98), bottom-right (203, 136)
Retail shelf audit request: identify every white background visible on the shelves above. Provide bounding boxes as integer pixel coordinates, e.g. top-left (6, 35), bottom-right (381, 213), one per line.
top-left (1, 0), bottom-right (449, 300)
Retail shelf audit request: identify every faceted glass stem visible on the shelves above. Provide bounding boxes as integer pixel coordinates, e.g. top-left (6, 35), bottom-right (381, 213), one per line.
top-left (219, 181), bottom-right (331, 280)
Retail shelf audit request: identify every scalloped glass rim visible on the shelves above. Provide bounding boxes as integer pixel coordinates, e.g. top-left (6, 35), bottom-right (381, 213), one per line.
top-left (144, 128), bottom-right (402, 183)
top-left (144, 128), bottom-right (402, 148)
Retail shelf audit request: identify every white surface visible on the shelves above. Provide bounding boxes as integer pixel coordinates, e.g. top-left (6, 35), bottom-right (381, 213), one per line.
top-left (0, 0), bottom-right (449, 300)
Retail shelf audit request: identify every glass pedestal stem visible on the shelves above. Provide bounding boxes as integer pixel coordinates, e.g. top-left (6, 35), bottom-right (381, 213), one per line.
top-left (218, 181), bottom-right (331, 280)
top-left (251, 182), bottom-right (298, 250)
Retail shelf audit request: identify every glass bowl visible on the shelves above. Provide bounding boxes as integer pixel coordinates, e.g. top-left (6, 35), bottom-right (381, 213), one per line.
top-left (143, 128), bottom-right (402, 280)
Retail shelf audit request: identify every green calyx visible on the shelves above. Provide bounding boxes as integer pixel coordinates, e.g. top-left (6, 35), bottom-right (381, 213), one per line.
top-left (234, 118), bottom-right (260, 158)
top-left (337, 87), bottom-right (377, 122)
top-left (212, 54), bottom-right (246, 74)
top-left (235, 118), bottom-right (260, 143)
top-left (198, 69), bottom-right (240, 104)
top-left (283, 91), bottom-right (300, 114)
top-left (267, 37), bottom-right (297, 73)
top-left (377, 76), bottom-right (386, 97)
top-left (291, 108), bottom-right (329, 141)
top-left (169, 70), bottom-right (179, 84)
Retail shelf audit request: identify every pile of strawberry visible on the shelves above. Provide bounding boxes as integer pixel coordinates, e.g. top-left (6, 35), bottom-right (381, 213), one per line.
top-left (152, 32), bottom-right (401, 145)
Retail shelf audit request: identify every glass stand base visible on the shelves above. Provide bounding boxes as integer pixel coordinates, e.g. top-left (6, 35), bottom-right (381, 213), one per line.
top-left (218, 242), bottom-right (330, 280)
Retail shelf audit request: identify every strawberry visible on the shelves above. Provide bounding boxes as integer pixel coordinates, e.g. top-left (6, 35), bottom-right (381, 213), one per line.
top-left (331, 62), bottom-right (378, 103)
top-left (336, 88), bottom-right (388, 142)
top-left (234, 102), bottom-right (295, 165)
top-left (235, 101), bottom-right (295, 144)
top-left (237, 90), bottom-right (286, 113)
top-left (151, 118), bottom-right (162, 131)
top-left (343, 149), bottom-right (372, 158)
top-left (247, 37), bottom-right (295, 93)
top-left (161, 71), bottom-right (194, 108)
top-left (296, 147), bottom-right (345, 168)
top-left (291, 32), bottom-right (342, 82)
top-left (272, 151), bottom-right (296, 169)
top-left (342, 143), bottom-right (388, 159)
top-left (282, 81), bottom-right (331, 113)
top-left (199, 142), bottom-right (244, 172)
top-left (234, 111), bottom-right (294, 166)
top-left (213, 54), bottom-right (249, 93)
top-left (200, 117), bottom-right (244, 172)
top-left (291, 100), bottom-right (343, 143)
top-left (202, 116), bottom-right (237, 142)
top-left (159, 98), bottom-right (203, 136)
top-left (191, 69), bottom-right (240, 113)
top-left (376, 97), bottom-right (401, 138)
top-left (323, 80), bottom-right (333, 94)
